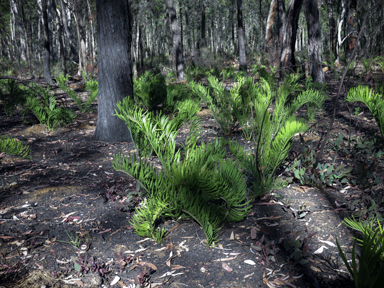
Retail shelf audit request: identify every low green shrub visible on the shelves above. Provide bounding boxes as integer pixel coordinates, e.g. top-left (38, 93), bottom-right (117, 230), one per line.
top-left (113, 112), bottom-right (251, 246)
top-left (134, 70), bottom-right (167, 110)
top-left (0, 136), bottom-right (31, 159)
top-left (24, 85), bottom-right (76, 131)
top-left (57, 73), bottom-right (97, 113)
top-left (337, 217), bottom-right (384, 288)
top-left (346, 86), bottom-right (384, 140)
top-left (230, 74), bottom-right (326, 197)
top-left (0, 79), bottom-right (29, 117)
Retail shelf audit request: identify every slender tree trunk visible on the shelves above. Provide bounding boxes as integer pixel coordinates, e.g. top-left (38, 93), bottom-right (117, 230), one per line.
top-left (73, 0), bottom-right (87, 75)
top-left (336, 0), bottom-right (346, 64)
top-left (59, 0), bottom-right (76, 60)
top-left (346, 0), bottom-right (357, 60)
top-left (41, 0), bottom-right (52, 84)
top-left (52, 0), bottom-right (66, 75)
top-left (199, 0), bottom-right (206, 50)
top-left (86, 0), bottom-right (95, 62)
top-left (265, 0), bottom-right (276, 52)
top-left (20, 1), bottom-right (32, 75)
top-left (166, 0), bottom-right (185, 81)
top-left (305, 0), bottom-right (325, 83)
top-left (280, 0), bottom-right (304, 79)
top-left (326, 0), bottom-right (337, 60)
top-left (95, 0), bottom-right (133, 142)
top-left (237, 0), bottom-right (246, 72)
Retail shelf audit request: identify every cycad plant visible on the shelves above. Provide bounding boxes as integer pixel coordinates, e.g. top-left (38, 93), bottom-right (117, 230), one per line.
top-left (188, 74), bottom-right (242, 135)
top-left (0, 136), bottom-right (31, 159)
top-left (0, 79), bottom-right (28, 117)
top-left (24, 85), bottom-right (76, 131)
top-left (133, 70), bottom-right (167, 110)
top-left (337, 217), bottom-right (384, 288)
top-left (229, 74), bottom-right (326, 197)
top-left (115, 96), bottom-right (200, 157)
top-left (346, 86), bottom-right (384, 140)
top-left (113, 110), bottom-right (251, 246)
top-left (57, 74), bottom-right (97, 112)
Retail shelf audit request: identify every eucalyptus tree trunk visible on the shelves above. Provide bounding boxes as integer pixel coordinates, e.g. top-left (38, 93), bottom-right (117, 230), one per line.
top-left (52, 0), bottom-right (66, 75)
top-left (237, 0), bottom-right (246, 72)
top-left (199, 0), bottom-right (206, 50)
top-left (326, 0), bottom-right (337, 60)
top-left (279, 0), bottom-right (304, 79)
top-left (346, 0), bottom-right (357, 60)
top-left (20, 1), bottom-right (32, 75)
top-left (304, 0), bottom-right (325, 83)
top-left (265, 0), bottom-right (276, 52)
top-left (95, 0), bottom-right (132, 142)
top-left (73, 0), bottom-right (87, 75)
top-left (166, 0), bottom-right (185, 81)
top-left (59, 0), bottom-right (76, 60)
top-left (86, 0), bottom-right (95, 62)
top-left (42, 0), bottom-right (52, 84)
top-left (336, 0), bottom-right (346, 64)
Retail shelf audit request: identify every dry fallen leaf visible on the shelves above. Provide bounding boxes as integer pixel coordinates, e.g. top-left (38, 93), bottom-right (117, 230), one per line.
top-left (244, 259), bottom-right (256, 265)
top-left (229, 231), bottom-right (235, 240)
top-left (251, 227), bottom-right (257, 239)
top-left (110, 276), bottom-right (120, 286)
top-left (222, 263), bottom-right (233, 272)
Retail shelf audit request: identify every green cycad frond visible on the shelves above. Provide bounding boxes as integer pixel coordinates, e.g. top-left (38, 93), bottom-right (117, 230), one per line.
top-left (0, 136), bottom-right (31, 159)
top-left (346, 86), bottom-right (384, 139)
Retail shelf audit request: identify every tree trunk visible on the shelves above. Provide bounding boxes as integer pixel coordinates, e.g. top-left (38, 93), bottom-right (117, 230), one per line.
top-left (59, 0), bottom-right (76, 60)
top-left (52, 0), bottom-right (67, 75)
top-left (42, 0), bottom-right (52, 84)
top-left (279, 0), bottom-right (304, 79)
top-left (73, 0), bottom-right (87, 75)
top-left (199, 0), bottom-right (206, 50)
top-left (326, 0), bottom-right (337, 60)
top-left (346, 0), bottom-right (357, 60)
top-left (20, 1), bottom-right (33, 75)
top-left (166, 0), bottom-right (185, 81)
top-left (305, 0), bottom-right (325, 83)
top-left (265, 0), bottom-right (276, 52)
top-left (336, 0), bottom-right (346, 64)
top-left (237, 0), bottom-right (246, 72)
top-left (95, 0), bottom-right (133, 142)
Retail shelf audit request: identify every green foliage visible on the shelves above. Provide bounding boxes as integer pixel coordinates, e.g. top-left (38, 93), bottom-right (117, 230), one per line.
top-left (230, 75), bottom-right (326, 197)
top-left (284, 230), bottom-right (317, 266)
top-left (361, 58), bottom-right (375, 75)
top-left (188, 74), bottom-right (242, 135)
top-left (57, 73), bottom-right (97, 113)
top-left (337, 218), bottom-right (384, 288)
top-left (289, 138), bottom-right (352, 188)
top-left (0, 136), bottom-right (31, 159)
top-left (374, 56), bottom-right (384, 73)
top-left (346, 86), bottom-right (384, 140)
top-left (113, 112), bottom-right (251, 246)
top-left (220, 67), bottom-right (236, 82)
top-left (24, 85), bottom-right (76, 131)
top-left (115, 96), bottom-right (200, 158)
top-left (0, 79), bottom-right (28, 117)
top-left (134, 70), bottom-right (167, 110)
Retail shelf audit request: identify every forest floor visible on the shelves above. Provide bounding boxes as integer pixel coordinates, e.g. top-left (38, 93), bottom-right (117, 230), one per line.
top-left (1, 68), bottom-right (383, 288)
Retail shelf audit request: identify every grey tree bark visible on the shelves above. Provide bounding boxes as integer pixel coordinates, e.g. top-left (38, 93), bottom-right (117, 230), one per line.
top-left (304, 0), bottom-right (325, 83)
top-left (41, 0), bottom-right (52, 84)
top-left (59, 0), bottom-right (76, 60)
top-left (94, 0), bottom-right (133, 142)
top-left (166, 0), bottom-right (185, 81)
top-left (73, 0), bottom-right (87, 75)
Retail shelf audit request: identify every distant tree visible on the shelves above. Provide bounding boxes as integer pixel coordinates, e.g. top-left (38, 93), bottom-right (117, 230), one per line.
top-left (94, 0), bottom-right (133, 142)
top-left (165, 0), bottom-right (185, 81)
top-left (237, 0), bottom-right (246, 72)
top-left (41, 0), bottom-right (52, 84)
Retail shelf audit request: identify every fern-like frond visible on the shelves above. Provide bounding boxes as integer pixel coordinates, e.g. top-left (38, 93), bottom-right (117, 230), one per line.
top-left (0, 136), bottom-right (31, 159)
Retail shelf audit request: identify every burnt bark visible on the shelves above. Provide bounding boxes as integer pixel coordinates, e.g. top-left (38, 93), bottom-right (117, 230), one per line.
top-left (94, 0), bottom-right (133, 142)
top-left (41, 0), bottom-right (52, 84)
top-left (305, 0), bottom-right (325, 83)
top-left (280, 0), bottom-right (304, 79)
top-left (166, 0), bottom-right (185, 81)
top-left (237, 0), bottom-right (246, 72)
